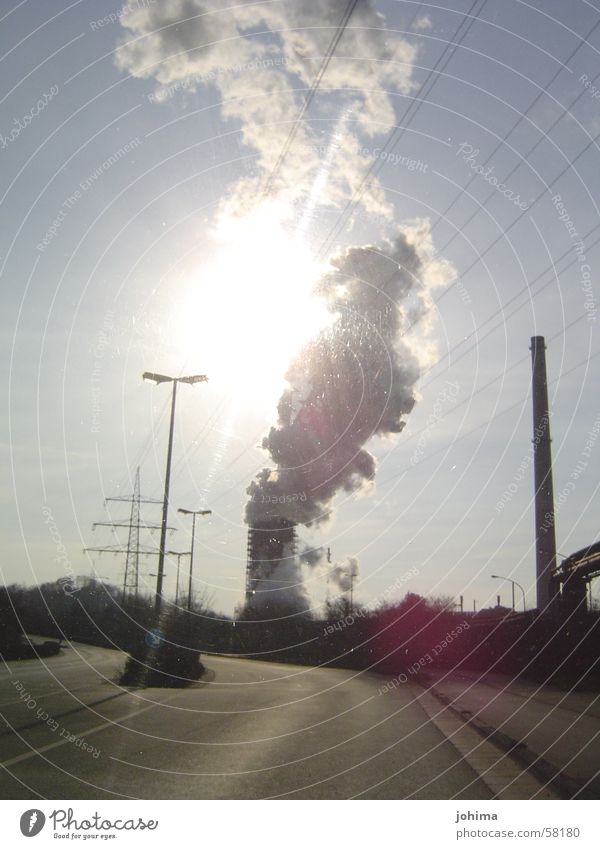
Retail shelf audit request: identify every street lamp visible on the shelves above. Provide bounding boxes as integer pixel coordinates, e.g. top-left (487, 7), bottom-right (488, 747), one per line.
top-left (143, 372), bottom-right (208, 616)
top-left (491, 574), bottom-right (526, 612)
top-left (166, 550), bottom-right (191, 607)
top-left (178, 508), bottom-right (212, 611)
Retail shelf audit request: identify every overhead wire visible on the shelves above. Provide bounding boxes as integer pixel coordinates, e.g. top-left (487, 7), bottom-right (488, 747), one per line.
top-left (174, 3), bottom-right (488, 502)
top-left (318, 0), bottom-right (489, 259)
top-left (430, 123), bottom-right (600, 317)
top-left (262, 0), bottom-right (362, 199)
top-left (123, 7), bottom-right (600, 518)
top-left (378, 345), bottom-right (600, 488)
top-left (313, 5), bottom-right (600, 335)
top-left (146, 1), bottom-right (568, 501)
top-left (202, 304), bottom-right (593, 512)
top-left (417, 222), bottom-right (600, 390)
top-left (319, 7), bottom-right (600, 263)
top-left (431, 17), bottom-right (600, 245)
top-left (158, 0), bottom-right (382, 489)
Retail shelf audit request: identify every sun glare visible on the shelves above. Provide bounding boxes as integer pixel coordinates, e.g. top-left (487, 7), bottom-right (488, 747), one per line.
top-left (177, 207), bottom-right (331, 404)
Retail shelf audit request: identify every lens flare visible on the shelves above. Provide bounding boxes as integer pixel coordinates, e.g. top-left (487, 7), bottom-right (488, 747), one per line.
top-left (176, 205), bottom-right (331, 404)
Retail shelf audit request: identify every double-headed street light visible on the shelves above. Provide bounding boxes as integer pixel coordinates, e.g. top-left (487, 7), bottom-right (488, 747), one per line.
top-left (178, 508), bottom-right (212, 611)
top-left (143, 372), bottom-right (208, 616)
top-left (491, 574), bottom-right (526, 612)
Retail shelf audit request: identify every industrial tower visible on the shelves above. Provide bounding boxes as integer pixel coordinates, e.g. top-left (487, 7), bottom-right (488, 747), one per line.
top-left (84, 467), bottom-right (166, 603)
top-left (246, 518), bottom-right (297, 600)
top-left (530, 336), bottom-right (558, 612)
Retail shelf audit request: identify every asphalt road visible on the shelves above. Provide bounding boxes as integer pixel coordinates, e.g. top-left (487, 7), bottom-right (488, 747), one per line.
top-left (0, 644), bottom-right (508, 799)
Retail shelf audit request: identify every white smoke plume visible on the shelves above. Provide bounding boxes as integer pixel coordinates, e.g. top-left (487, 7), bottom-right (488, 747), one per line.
top-left (114, 3), bottom-right (455, 611)
top-left (115, 0), bottom-right (419, 218)
top-left (330, 556), bottom-right (359, 592)
top-left (299, 546), bottom-right (357, 592)
top-left (245, 224), bottom-right (454, 529)
top-left (244, 540), bottom-right (357, 613)
top-left (247, 537), bottom-right (307, 614)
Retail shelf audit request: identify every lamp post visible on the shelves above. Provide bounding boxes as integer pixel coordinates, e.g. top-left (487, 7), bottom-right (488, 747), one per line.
top-left (178, 508), bottom-right (212, 611)
top-left (167, 550), bottom-right (191, 607)
top-left (491, 574), bottom-right (526, 612)
top-left (143, 372), bottom-right (208, 616)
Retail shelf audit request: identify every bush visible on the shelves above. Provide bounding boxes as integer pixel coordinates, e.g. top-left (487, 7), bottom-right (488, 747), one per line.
top-left (120, 609), bottom-right (205, 688)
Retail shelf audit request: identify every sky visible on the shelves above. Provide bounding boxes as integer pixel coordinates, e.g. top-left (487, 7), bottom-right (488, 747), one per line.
top-left (2, 0), bottom-right (600, 617)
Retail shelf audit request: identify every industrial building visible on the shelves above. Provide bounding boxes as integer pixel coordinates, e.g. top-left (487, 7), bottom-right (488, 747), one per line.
top-left (245, 517), bottom-right (297, 605)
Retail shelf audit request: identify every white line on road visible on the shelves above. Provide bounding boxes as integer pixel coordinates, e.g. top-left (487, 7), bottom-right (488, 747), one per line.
top-left (0, 692), bottom-right (181, 769)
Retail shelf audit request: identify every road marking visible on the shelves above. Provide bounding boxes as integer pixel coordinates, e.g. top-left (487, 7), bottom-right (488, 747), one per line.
top-left (0, 683), bottom-right (112, 708)
top-left (0, 692), bottom-right (180, 769)
top-left (0, 691), bottom-right (131, 739)
top-left (413, 685), bottom-right (559, 799)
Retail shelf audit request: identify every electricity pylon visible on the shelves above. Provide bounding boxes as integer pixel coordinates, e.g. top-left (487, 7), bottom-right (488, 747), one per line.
top-left (84, 467), bottom-right (170, 603)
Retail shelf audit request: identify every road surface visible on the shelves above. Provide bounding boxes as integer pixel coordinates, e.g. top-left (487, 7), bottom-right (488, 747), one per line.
top-left (0, 644), bottom-right (556, 799)
top-left (421, 668), bottom-right (600, 796)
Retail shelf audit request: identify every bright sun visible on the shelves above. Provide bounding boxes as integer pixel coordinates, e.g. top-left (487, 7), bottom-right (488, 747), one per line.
top-left (176, 206), bottom-right (331, 403)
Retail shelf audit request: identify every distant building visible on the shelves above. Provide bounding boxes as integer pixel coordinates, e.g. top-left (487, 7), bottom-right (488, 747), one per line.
top-left (245, 518), bottom-right (297, 606)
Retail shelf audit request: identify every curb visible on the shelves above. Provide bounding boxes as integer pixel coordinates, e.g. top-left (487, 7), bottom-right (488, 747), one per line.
top-left (418, 676), bottom-right (598, 800)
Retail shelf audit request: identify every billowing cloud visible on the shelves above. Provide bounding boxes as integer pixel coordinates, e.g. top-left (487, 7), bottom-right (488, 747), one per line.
top-left (115, 0), bottom-right (418, 217)
top-left (245, 222), bottom-right (454, 529)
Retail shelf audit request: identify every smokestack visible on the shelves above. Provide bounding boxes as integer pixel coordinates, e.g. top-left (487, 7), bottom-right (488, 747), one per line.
top-left (246, 518), bottom-right (299, 611)
top-left (530, 336), bottom-right (557, 612)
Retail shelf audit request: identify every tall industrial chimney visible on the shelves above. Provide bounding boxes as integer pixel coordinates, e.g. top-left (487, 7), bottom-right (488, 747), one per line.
top-left (245, 518), bottom-right (297, 605)
top-left (530, 336), bottom-right (557, 612)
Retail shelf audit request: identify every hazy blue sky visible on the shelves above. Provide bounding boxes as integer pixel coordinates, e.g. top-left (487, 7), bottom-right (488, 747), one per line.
top-left (2, 0), bottom-right (600, 615)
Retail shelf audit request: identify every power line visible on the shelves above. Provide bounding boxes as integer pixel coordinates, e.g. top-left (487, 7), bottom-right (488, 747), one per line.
top-left (134, 14), bottom-right (600, 520)
top-left (421, 45), bottom-right (600, 313)
top-left (378, 345), bottom-right (600, 488)
top-left (439, 127), bottom-right (600, 306)
top-left (179, 229), bottom-right (600, 513)
top-left (177, 5), bottom-right (486, 505)
top-left (261, 1), bottom-right (429, 202)
top-left (175, 218), bottom-right (600, 515)
top-left (408, 310), bottom-right (591, 450)
top-left (318, 0), bottom-right (488, 259)
top-left (390, 117), bottom-right (600, 352)
top-left (138, 5), bottom-right (590, 516)
top-left (195, 212), bottom-right (600, 507)
top-left (317, 7), bottom-right (600, 332)
top-left (207, 306), bottom-right (594, 512)
top-left (262, 0), bottom-right (362, 198)
top-left (302, 5), bottom-right (600, 409)
top-left (418, 223), bottom-right (600, 390)
top-left (431, 17), bottom-right (600, 241)
top-left (170, 4), bottom-right (411, 485)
